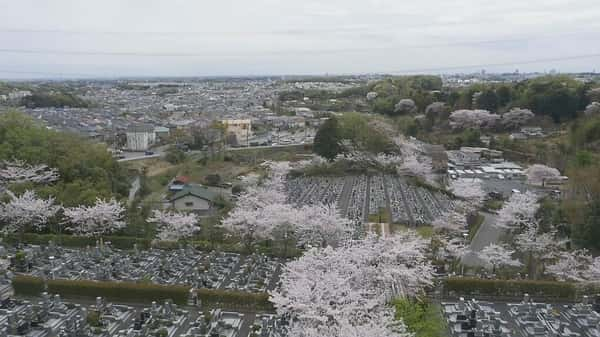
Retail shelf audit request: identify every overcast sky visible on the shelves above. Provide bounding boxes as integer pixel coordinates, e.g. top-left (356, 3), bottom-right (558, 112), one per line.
top-left (1, 0), bottom-right (600, 78)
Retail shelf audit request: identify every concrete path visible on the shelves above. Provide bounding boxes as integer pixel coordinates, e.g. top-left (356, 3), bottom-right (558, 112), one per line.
top-left (127, 176), bottom-right (141, 206)
top-left (462, 211), bottom-right (504, 267)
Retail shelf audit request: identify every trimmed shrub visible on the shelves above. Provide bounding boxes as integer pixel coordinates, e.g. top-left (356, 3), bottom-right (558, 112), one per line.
top-left (47, 279), bottom-right (190, 305)
top-left (194, 288), bottom-right (273, 311)
top-left (12, 274), bottom-right (45, 296)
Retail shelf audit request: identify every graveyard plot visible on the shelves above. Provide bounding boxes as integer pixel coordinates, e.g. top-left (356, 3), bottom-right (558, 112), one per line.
top-left (285, 175), bottom-right (456, 225)
top-left (442, 295), bottom-right (600, 337)
top-left (6, 244), bottom-right (282, 294)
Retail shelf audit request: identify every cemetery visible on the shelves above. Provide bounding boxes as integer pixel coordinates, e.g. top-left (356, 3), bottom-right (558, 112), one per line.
top-left (286, 175), bottom-right (456, 225)
top-left (442, 294), bottom-right (600, 337)
top-left (3, 243), bottom-right (282, 294)
top-left (0, 290), bottom-right (289, 337)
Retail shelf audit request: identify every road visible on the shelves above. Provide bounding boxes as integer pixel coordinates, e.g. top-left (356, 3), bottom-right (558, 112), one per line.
top-left (461, 211), bottom-right (504, 267)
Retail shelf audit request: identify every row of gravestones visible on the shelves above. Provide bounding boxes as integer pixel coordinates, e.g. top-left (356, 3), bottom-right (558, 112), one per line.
top-left (0, 293), bottom-right (290, 337)
top-left (442, 294), bottom-right (600, 337)
top-left (3, 244), bottom-right (281, 293)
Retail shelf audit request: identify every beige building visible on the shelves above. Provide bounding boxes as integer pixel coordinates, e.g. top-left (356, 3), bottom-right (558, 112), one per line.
top-left (222, 119), bottom-right (252, 145)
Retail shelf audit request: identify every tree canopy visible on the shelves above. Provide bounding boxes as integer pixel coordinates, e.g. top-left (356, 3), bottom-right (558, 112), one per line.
top-left (0, 111), bottom-right (129, 206)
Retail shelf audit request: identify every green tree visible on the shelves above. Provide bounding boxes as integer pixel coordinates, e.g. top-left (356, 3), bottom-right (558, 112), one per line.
top-left (313, 117), bottom-right (344, 160)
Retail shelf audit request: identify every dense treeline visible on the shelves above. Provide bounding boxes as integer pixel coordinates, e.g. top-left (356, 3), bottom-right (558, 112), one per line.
top-left (366, 75), bottom-right (596, 123)
top-left (0, 111), bottom-right (129, 206)
top-left (21, 92), bottom-right (90, 108)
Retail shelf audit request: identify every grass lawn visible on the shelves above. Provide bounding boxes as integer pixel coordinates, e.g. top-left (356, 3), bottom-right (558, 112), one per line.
top-left (395, 298), bottom-right (448, 337)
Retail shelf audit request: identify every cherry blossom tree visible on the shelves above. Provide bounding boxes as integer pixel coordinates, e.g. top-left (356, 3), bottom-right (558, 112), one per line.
top-left (585, 101), bottom-right (600, 116)
top-left (63, 198), bottom-right (125, 237)
top-left (270, 232), bottom-right (433, 334)
top-left (546, 250), bottom-right (594, 282)
top-left (394, 99), bottom-right (417, 114)
top-left (477, 243), bottom-right (522, 272)
top-left (524, 164), bottom-right (561, 187)
top-left (501, 108), bottom-right (534, 130)
top-left (449, 178), bottom-right (486, 206)
top-left (287, 310), bottom-right (412, 337)
top-left (431, 208), bottom-right (467, 232)
top-left (0, 160), bottom-right (59, 186)
top-left (0, 190), bottom-right (60, 238)
top-left (399, 151), bottom-right (436, 186)
top-left (366, 92), bottom-right (378, 101)
top-left (147, 210), bottom-right (200, 241)
top-left (514, 224), bottom-right (561, 279)
top-left (449, 109), bottom-right (500, 130)
top-left (296, 203), bottom-right (351, 248)
top-left (496, 191), bottom-right (539, 229)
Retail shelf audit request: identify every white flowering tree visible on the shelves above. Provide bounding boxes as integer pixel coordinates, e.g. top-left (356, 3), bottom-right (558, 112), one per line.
top-left (585, 102), bottom-right (600, 116)
top-left (501, 108), bottom-right (534, 130)
top-left (270, 232), bottom-right (433, 334)
top-left (0, 190), bottom-right (60, 239)
top-left (514, 224), bottom-right (561, 279)
top-left (399, 151), bottom-right (436, 186)
top-left (394, 99), bottom-right (417, 114)
top-left (449, 178), bottom-right (486, 206)
top-left (287, 311), bottom-right (412, 337)
top-left (524, 164), bottom-right (561, 187)
top-left (63, 198), bottom-right (125, 237)
top-left (296, 203), bottom-right (351, 248)
top-left (440, 236), bottom-right (471, 274)
top-left (496, 191), bottom-right (539, 229)
top-left (449, 110), bottom-right (500, 130)
top-left (0, 160), bottom-right (59, 186)
top-left (546, 250), bottom-right (600, 282)
top-left (147, 210), bottom-right (200, 241)
top-left (477, 243), bottom-right (522, 273)
top-left (431, 208), bottom-right (467, 233)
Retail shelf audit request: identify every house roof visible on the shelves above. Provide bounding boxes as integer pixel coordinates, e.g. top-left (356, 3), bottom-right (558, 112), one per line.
top-left (170, 185), bottom-right (218, 203)
top-left (173, 176), bottom-right (191, 184)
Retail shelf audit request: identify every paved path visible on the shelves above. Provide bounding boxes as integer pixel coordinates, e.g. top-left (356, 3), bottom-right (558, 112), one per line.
top-left (127, 176), bottom-right (141, 206)
top-left (462, 211), bottom-right (504, 267)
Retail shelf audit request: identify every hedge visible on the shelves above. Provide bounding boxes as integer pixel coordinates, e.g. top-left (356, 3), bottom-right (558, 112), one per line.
top-left (46, 279), bottom-right (190, 305)
top-left (444, 277), bottom-right (578, 300)
top-left (5, 234), bottom-right (152, 250)
top-left (12, 274), bottom-right (45, 296)
top-left (194, 288), bottom-right (273, 311)
top-left (5, 233), bottom-right (300, 257)
top-left (12, 276), bottom-right (274, 311)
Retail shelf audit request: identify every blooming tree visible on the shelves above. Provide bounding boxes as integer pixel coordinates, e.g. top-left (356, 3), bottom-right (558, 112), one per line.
top-left (546, 250), bottom-right (600, 282)
top-left (147, 210), bottom-right (200, 241)
top-left (431, 208), bottom-right (467, 232)
top-left (477, 243), bottom-right (522, 272)
top-left (296, 203), bottom-right (351, 248)
top-left (366, 92), bottom-right (378, 101)
top-left (524, 164), bottom-right (561, 187)
top-left (0, 160), bottom-right (59, 186)
top-left (394, 99), bottom-right (417, 114)
top-left (585, 102), bottom-right (600, 116)
top-left (449, 109), bottom-right (500, 130)
top-left (270, 232), bottom-right (433, 334)
top-left (399, 151), bottom-right (436, 186)
top-left (0, 190), bottom-right (60, 236)
top-left (501, 108), bottom-right (534, 130)
top-left (449, 178), bottom-right (486, 206)
top-left (496, 191), bottom-right (539, 229)
top-left (63, 198), bottom-right (125, 237)
top-left (287, 310), bottom-right (412, 337)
